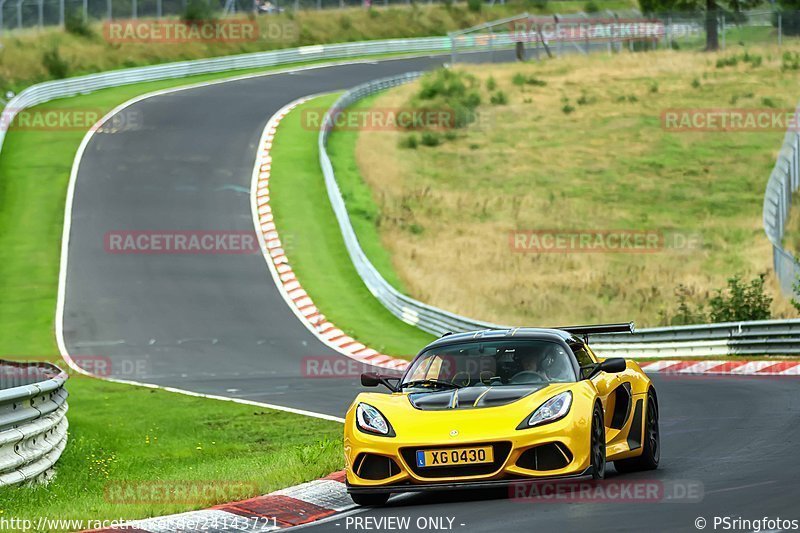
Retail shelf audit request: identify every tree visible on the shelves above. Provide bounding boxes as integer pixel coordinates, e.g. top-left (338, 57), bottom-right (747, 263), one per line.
top-left (639, 0), bottom-right (760, 50)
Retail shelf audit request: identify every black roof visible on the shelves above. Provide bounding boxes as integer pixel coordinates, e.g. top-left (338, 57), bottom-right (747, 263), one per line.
top-left (422, 328), bottom-right (577, 352)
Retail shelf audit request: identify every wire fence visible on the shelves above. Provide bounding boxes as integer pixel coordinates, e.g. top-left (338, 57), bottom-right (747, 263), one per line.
top-left (0, 0), bottom-right (506, 32)
top-left (763, 125), bottom-right (800, 296)
top-left (449, 9), bottom-right (791, 63)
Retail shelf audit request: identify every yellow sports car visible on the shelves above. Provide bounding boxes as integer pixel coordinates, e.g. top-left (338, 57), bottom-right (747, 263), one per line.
top-left (344, 323), bottom-right (659, 506)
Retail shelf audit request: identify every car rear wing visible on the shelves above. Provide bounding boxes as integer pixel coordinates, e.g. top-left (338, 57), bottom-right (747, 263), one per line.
top-left (555, 322), bottom-right (635, 337)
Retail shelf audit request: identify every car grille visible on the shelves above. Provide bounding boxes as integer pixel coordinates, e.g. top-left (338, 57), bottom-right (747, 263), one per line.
top-left (515, 442), bottom-right (573, 471)
top-left (354, 453), bottom-right (402, 480)
top-left (400, 442), bottom-right (512, 479)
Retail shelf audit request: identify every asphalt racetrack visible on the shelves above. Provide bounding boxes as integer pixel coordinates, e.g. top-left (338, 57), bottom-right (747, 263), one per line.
top-left (61, 53), bottom-right (800, 531)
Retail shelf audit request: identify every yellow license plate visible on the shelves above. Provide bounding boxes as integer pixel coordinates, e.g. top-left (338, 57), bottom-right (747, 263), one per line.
top-left (416, 446), bottom-right (494, 468)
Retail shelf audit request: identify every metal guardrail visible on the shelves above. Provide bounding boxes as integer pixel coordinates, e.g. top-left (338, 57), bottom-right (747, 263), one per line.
top-left (0, 36), bottom-right (458, 157)
top-left (319, 74), bottom-right (800, 358)
top-left (0, 361), bottom-right (69, 487)
top-left (763, 126), bottom-right (800, 296)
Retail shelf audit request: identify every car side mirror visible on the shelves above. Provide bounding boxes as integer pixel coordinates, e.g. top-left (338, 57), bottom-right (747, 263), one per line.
top-left (599, 358), bottom-right (627, 374)
top-left (583, 357), bottom-right (627, 379)
top-left (361, 372), bottom-right (381, 387)
top-left (361, 372), bottom-right (399, 392)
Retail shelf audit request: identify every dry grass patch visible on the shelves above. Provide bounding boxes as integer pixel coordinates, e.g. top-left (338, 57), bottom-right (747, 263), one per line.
top-left (355, 45), bottom-right (800, 327)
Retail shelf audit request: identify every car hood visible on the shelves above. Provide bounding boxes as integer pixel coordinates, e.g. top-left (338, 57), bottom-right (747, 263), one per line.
top-left (408, 385), bottom-right (544, 411)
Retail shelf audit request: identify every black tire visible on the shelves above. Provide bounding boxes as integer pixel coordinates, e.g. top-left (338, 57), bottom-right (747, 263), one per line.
top-left (614, 389), bottom-right (660, 473)
top-left (350, 492), bottom-right (390, 507)
top-left (591, 403), bottom-right (606, 480)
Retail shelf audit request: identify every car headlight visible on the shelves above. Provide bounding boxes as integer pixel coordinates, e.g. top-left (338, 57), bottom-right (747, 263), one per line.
top-left (355, 403), bottom-right (395, 437)
top-left (518, 391), bottom-right (572, 429)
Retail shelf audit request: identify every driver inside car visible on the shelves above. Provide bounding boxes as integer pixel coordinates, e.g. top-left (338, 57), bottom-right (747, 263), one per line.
top-left (510, 349), bottom-right (549, 383)
top-left (510, 344), bottom-right (573, 384)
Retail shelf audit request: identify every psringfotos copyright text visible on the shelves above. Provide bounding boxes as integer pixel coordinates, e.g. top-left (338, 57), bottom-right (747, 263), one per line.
top-left (695, 516), bottom-right (799, 531)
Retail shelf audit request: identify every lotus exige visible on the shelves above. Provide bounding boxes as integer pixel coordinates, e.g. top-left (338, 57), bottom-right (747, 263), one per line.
top-left (344, 323), bottom-right (659, 506)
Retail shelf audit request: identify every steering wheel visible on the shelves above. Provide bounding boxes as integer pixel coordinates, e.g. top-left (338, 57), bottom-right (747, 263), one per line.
top-left (451, 371), bottom-right (471, 387)
top-left (509, 371), bottom-right (547, 385)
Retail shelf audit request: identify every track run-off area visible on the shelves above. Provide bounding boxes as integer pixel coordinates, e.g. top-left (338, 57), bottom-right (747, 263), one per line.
top-left (60, 54), bottom-right (800, 532)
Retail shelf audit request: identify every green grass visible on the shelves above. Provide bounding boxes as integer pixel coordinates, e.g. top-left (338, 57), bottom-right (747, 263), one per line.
top-left (269, 95), bottom-right (435, 357)
top-left (0, 377), bottom-right (342, 527)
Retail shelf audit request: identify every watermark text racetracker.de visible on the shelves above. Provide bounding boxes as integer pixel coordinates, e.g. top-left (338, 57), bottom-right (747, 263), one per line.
top-left (509, 229), bottom-right (702, 254)
top-left (0, 108), bottom-right (142, 133)
top-left (510, 479), bottom-right (704, 503)
top-left (302, 356), bottom-right (403, 379)
top-left (662, 108), bottom-right (800, 132)
top-left (1, 355), bottom-right (148, 379)
top-left (102, 19), bottom-right (295, 43)
top-left (105, 480), bottom-right (259, 505)
top-left (104, 230), bottom-right (260, 255)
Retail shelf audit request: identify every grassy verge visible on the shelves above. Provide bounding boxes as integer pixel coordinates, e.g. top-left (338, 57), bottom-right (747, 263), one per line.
top-left (0, 377), bottom-right (342, 527)
top-left (269, 95), bottom-right (435, 357)
top-left (0, 63), bottom-right (388, 528)
top-left (0, 1), bottom-right (637, 93)
top-left (353, 44), bottom-right (800, 329)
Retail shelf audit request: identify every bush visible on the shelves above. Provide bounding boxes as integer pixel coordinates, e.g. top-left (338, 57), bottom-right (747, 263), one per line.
top-left (708, 274), bottom-right (772, 322)
top-left (42, 47), bottom-right (69, 79)
top-left (561, 103), bottom-right (575, 114)
top-left (64, 8), bottom-right (93, 37)
top-left (782, 51), bottom-right (800, 71)
top-left (413, 68), bottom-right (481, 128)
top-left (421, 131), bottom-right (441, 147)
top-left (490, 91), bottom-right (508, 105)
top-left (584, 0), bottom-right (599, 12)
top-left (512, 73), bottom-right (546, 87)
top-left (691, 78), bottom-right (701, 89)
top-left (183, 0), bottom-right (217, 23)
top-left (761, 97), bottom-right (778, 108)
top-left (467, 0), bottom-right (481, 12)
top-left (486, 76), bottom-right (496, 91)
top-left (577, 92), bottom-right (594, 105)
top-left (715, 55), bottom-right (738, 68)
top-left (399, 134), bottom-right (418, 149)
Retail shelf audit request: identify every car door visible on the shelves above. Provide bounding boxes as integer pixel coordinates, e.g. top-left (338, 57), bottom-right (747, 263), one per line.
top-left (582, 344), bottom-right (636, 453)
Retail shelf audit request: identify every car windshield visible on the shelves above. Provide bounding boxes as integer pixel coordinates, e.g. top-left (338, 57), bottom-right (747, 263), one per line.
top-left (401, 339), bottom-right (577, 390)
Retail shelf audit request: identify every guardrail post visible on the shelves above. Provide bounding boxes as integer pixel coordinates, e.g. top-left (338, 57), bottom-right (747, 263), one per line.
top-left (793, 134), bottom-right (800, 190)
